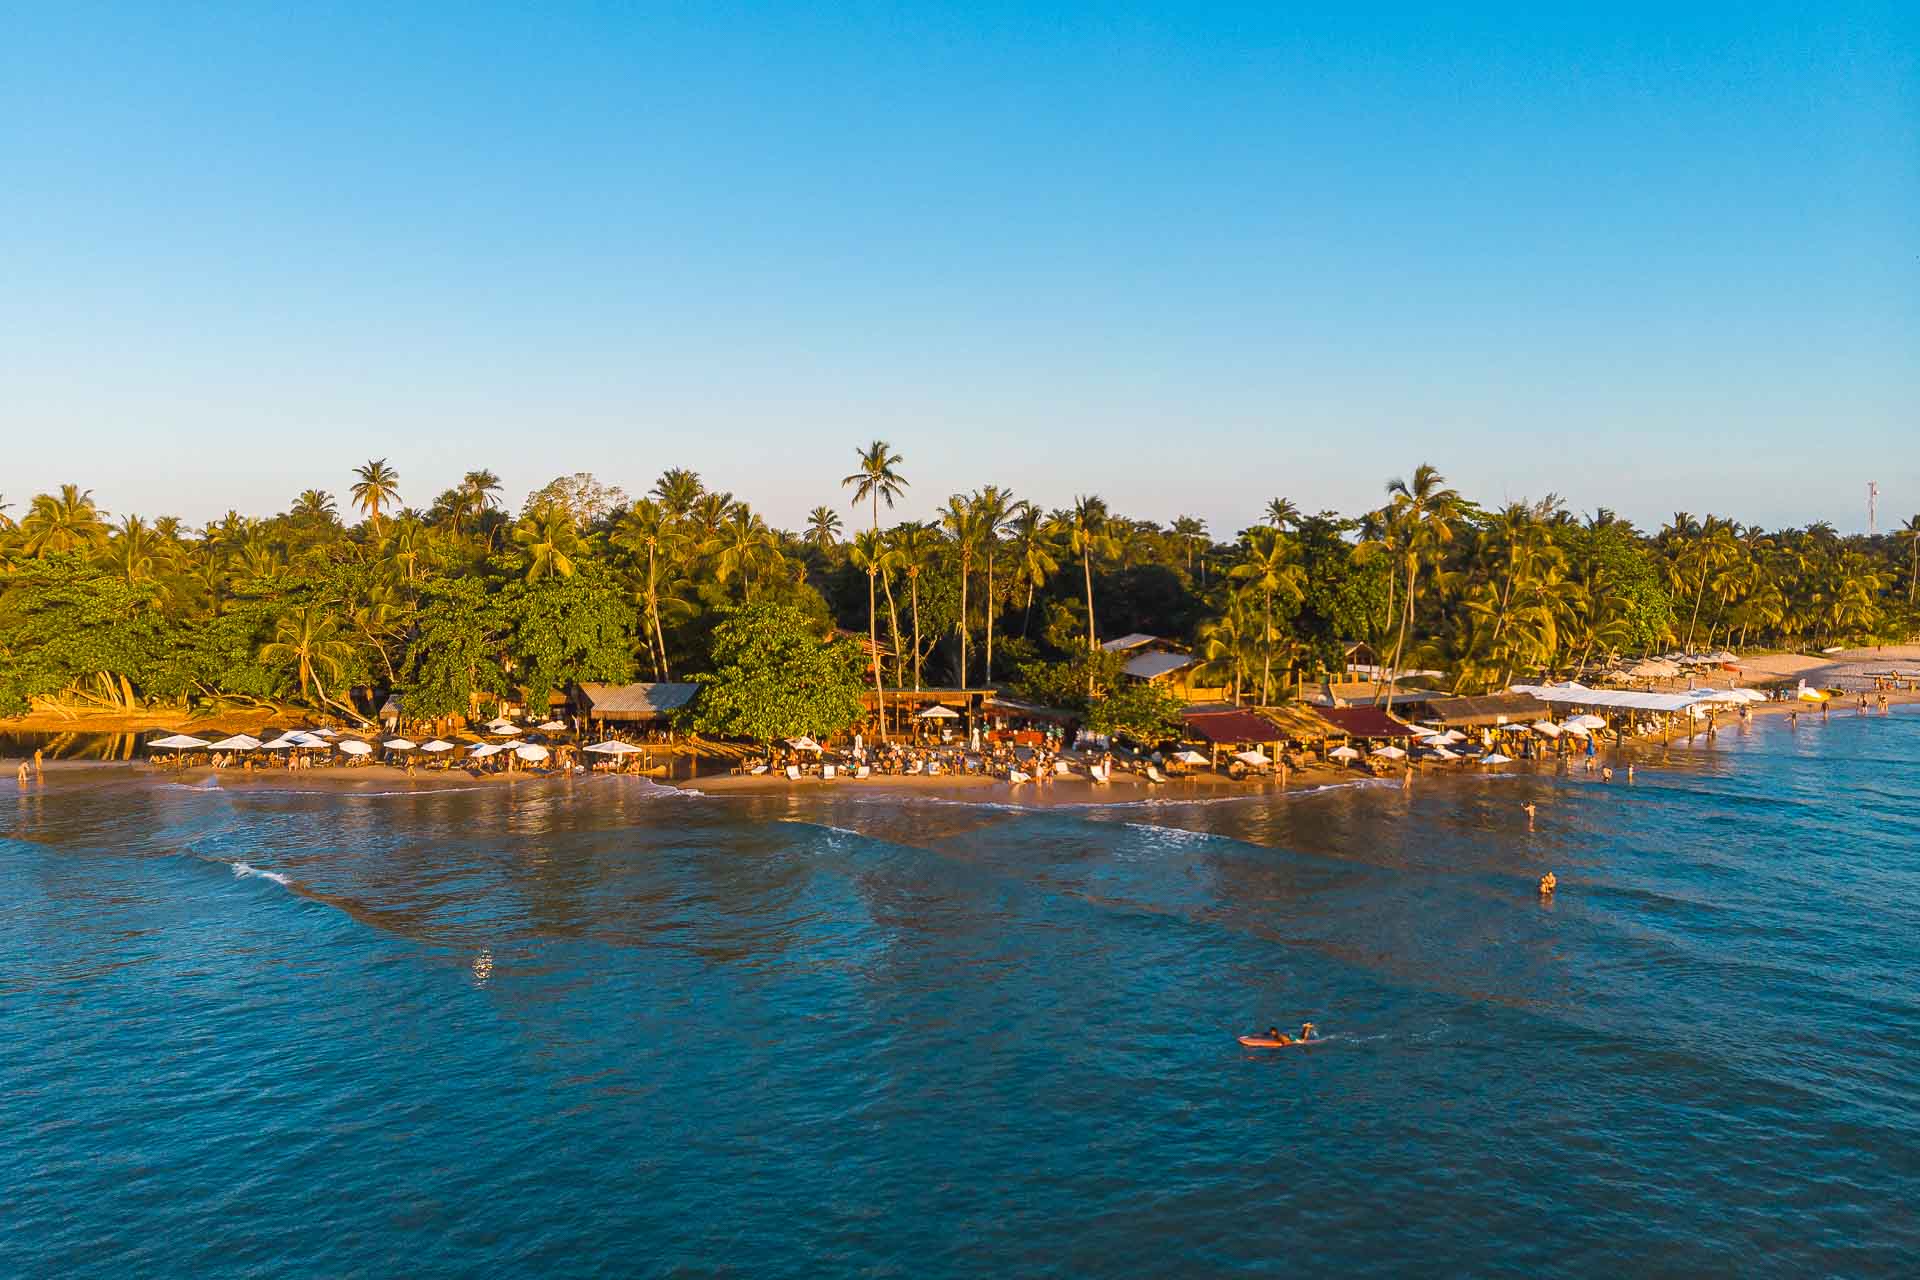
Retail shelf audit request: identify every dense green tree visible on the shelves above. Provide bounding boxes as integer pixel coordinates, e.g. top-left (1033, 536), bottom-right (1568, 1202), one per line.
top-left (687, 603), bottom-right (868, 745)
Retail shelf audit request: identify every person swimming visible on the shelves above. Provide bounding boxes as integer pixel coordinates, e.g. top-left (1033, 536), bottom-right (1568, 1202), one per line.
top-left (1300, 1022), bottom-right (1317, 1041)
top-left (1539, 871), bottom-right (1557, 896)
top-left (1264, 1026), bottom-right (1294, 1045)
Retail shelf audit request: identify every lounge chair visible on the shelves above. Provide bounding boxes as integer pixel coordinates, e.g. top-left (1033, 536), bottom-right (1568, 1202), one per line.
top-left (748, 763), bottom-right (769, 776)
top-left (856, 765), bottom-right (871, 779)
top-left (785, 765), bottom-right (801, 780)
top-left (1008, 769), bottom-right (1030, 784)
top-left (1146, 765), bottom-right (1168, 784)
top-left (823, 764), bottom-right (836, 780)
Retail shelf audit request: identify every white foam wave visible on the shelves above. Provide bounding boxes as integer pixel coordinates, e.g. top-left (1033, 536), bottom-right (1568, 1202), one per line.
top-left (231, 861), bottom-right (291, 886)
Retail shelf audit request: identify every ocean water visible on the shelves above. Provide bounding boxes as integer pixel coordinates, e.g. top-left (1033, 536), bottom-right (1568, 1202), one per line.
top-left (4, 711), bottom-right (1918, 1277)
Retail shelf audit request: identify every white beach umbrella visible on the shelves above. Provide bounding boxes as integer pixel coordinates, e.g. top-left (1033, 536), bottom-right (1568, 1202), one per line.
top-left (1556, 721), bottom-right (1590, 737)
top-left (149, 734), bottom-right (211, 750)
top-left (468, 743), bottom-right (502, 759)
top-left (382, 738), bottom-right (419, 751)
top-left (1566, 714), bottom-right (1607, 730)
top-left (208, 734), bottom-right (264, 752)
top-left (1234, 749), bottom-right (1271, 766)
top-left (1530, 720), bottom-right (1561, 737)
top-left (497, 739), bottom-right (527, 750)
top-left (514, 744), bottom-right (550, 762)
top-left (1328, 746), bottom-right (1361, 762)
top-left (1172, 749), bottom-right (1210, 765)
top-left (916, 705), bottom-right (961, 720)
top-left (1480, 752), bottom-right (1514, 765)
top-left (1428, 746), bottom-right (1460, 760)
top-left (419, 740), bottom-right (457, 753)
top-left (337, 740), bottom-right (374, 757)
top-left (786, 736), bottom-right (823, 752)
top-left (534, 719), bottom-right (568, 732)
top-left (486, 721), bottom-right (518, 734)
top-left (584, 740), bottom-right (644, 756)
top-left (1371, 744), bottom-right (1407, 759)
top-left (257, 735), bottom-right (300, 750)
top-left (1406, 725), bottom-right (1439, 738)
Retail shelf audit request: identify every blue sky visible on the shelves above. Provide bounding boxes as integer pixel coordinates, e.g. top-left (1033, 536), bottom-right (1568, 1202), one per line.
top-left (3, 1), bottom-right (1915, 534)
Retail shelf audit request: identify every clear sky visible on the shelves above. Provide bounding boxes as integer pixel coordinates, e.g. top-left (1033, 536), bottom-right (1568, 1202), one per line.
top-left (4, 1), bottom-right (1915, 535)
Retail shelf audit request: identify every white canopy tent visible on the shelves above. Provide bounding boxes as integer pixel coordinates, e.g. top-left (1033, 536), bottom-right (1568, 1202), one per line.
top-left (1510, 684), bottom-right (1713, 714)
top-left (149, 734), bottom-right (211, 750)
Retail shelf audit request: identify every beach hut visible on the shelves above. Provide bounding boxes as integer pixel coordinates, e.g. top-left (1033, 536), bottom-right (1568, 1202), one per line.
top-left (573, 682), bottom-right (700, 731)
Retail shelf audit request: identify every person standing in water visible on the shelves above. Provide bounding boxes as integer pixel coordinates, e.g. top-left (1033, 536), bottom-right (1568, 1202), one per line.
top-left (1539, 871), bottom-right (1557, 897)
top-left (1523, 802), bottom-right (1537, 829)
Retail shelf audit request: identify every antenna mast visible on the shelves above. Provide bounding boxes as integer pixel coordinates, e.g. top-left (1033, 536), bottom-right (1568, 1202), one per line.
top-left (1868, 481), bottom-right (1879, 536)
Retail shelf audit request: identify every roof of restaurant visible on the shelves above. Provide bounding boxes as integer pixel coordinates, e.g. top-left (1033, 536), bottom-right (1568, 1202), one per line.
top-left (1123, 651), bottom-right (1197, 680)
top-left (1181, 707), bottom-right (1287, 745)
top-left (1313, 705), bottom-right (1418, 738)
top-left (1420, 693), bottom-right (1549, 726)
top-left (577, 682), bottom-right (700, 717)
top-left (1257, 703), bottom-right (1346, 739)
top-left (1101, 633), bottom-right (1161, 653)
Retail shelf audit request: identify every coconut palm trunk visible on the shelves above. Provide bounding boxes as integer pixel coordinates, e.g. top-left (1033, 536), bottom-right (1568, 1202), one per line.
top-left (869, 489), bottom-right (885, 736)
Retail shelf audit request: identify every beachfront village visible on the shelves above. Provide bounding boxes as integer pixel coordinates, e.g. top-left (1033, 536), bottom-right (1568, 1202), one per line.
top-left (4, 447), bottom-right (1919, 785)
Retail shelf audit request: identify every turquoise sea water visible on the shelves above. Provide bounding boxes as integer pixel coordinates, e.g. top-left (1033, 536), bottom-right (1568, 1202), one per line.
top-left (4, 711), bottom-right (1918, 1277)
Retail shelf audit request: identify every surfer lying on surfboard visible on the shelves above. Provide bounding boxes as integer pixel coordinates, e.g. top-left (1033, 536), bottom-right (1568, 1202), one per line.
top-left (1239, 1022), bottom-right (1318, 1048)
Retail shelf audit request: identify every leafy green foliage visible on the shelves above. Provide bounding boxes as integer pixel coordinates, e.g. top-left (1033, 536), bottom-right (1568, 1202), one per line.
top-left (688, 603), bottom-right (868, 743)
top-left (1083, 680), bottom-right (1186, 746)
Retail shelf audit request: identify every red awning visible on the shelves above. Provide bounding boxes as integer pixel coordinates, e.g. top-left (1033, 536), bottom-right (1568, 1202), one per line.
top-left (1313, 706), bottom-right (1417, 738)
top-left (1182, 710), bottom-right (1285, 744)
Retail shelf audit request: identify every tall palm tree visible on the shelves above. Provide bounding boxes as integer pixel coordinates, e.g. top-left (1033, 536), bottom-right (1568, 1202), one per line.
top-left (850, 529), bottom-right (904, 686)
top-left (1264, 497), bottom-right (1301, 530)
top-left (0, 494), bottom-right (12, 530)
top-left (805, 506), bottom-right (843, 553)
top-left (1378, 464), bottom-right (1466, 704)
top-left (973, 485), bottom-right (1013, 682)
top-left (1170, 515), bottom-right (1207, 576)
top-left (940, 494), bottom-right (988, 687)
top-left (1008, 502), bottom-right (1059, 637)
top-left (1054, 495), bottom-right (1118, 694)
top-left (842, 441), bottom-right (907, 736)
top-left (652, 468), bottom-right (705, 522)
top-left (21, 485), bottom-right (109, 557)
top-left (291, 489), bottom-right (337, 523)
top-left (1901, 515), bottom-right (1920, 605)
top-left (350, 459), bottom-right (402, 535)
top-left (889, 522), bottom-right (938, 690)
top-left (712, 507), bottom-right (779, 600)
top-left (1229, 527), bottom-right (1308, 703)
top-left (612, 499), bottom-right (687, 679)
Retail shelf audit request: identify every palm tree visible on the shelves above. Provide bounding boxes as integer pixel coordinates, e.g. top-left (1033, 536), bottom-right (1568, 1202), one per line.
top-left (843, 441), bottom-right (907, 736)
top-left (712, 507), bottom-right (779, 600)
top-left (1229, 527), bottom-right (1308, 703)
top-left (350, 459), bottom-right (401, 535)
top-left (512, 503), bottom-right (580, 580)
top-left (889, 522), bottom-right (938, 690)
top-left (1170, 515), bottom-right (1207, 575)
top-left (1008, 502), bottom-right (1059, 637)
top-left (850, 529), bottom-right (904, 686)
top-left (0, 494), bottom-right (12, 530)
top-left (805, 506), bottom-right (843, 553)
top-left (1264, 497), bottom-right (1301, 530)
top-left (652, 468), bottom-right (705, 521)
top-left (103, 515), bottom-right (160, 593)
top-left (1901, 515), bottom-right (1920, 605)
top-left (291, 490), bottom-right (337, 523)
top-left (1378, 464), bottom-right (1466, 704)
top-left (612, 499), bottom-right (688, 679)
top-left (940, 494), bottom-right (988, 687)
top-left (1054, 495), bottom-right (1119, 694)
top-left (259, 605), bottom-right (359, 717)
top-left (973, 485), bottom-right (1013, 682)
top-left (21, 485), bottom-right (109, 557)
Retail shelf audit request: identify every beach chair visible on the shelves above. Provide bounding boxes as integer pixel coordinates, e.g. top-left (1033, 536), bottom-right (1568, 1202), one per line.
top-left (823, 764), bottom-right (836, 780)
top-left (1146, 765), bottom-right (1168, 784)
top-left (856, 765), bottom-right (871, 779)
top-left (785, 765), bottom-right (801, 781)
top-left (748, 763), bottom-right (769, 776)
top-left (1008, 769), bottom-right (1030, 784)
top-left (1054, 760), bottom-right (1072, 777)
